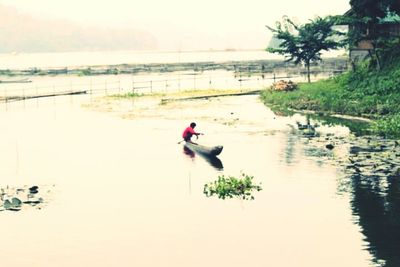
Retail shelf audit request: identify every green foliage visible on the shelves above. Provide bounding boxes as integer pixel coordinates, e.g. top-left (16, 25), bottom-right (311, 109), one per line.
top-left (344, 1), bottom-right (400, 69)
top-left (203, 173), bottom-right (262, 200)
top-left (376, 38), bottom-right (400, 67)
top-left (0, 69), bottom-right (15, 76)
top-left (111, 92), bottom-right (143, 98)
top-left (371, 114), bottom-right (400, 138)
top-left (261, 52), bottom-right (400, 137)
top-left (106, 68), bottom-right (119, 75)
top-left (350, 0), bottom-right (386, 20)
top-left (350, 0), bottom-right (400, 20)
top-left (266, 16), bottom-right (345, 82)
top-left (79, 68), bottom-right (92, 76)
top-left (261, 78), bottom-right (349, 113)
top-left (262, 54), bottom-right (400, 112)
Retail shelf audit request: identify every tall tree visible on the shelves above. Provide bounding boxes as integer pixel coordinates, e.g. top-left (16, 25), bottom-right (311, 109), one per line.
top-left (348, 0), bottom-right (400, 24)
top-left (389, 0), bottom-right (400, 13)
top-left (350, 0), bottom-right (400, 19)
top-left (346, 0), bottom-right (400, 70)
top-left (266, 16), bottom-right (345, 83)
top-left (350, 0), bottom-right (386, 20)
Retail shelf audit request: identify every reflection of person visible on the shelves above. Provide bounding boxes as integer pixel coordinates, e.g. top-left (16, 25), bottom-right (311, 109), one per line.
top-left (182, 122), bottom-right (203, 143)
top-left (183, 146), bottom-right (195, 158)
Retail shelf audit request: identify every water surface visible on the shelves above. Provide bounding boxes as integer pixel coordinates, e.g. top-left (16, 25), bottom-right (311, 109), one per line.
top-left (0, 94), bottom-right (384, 267)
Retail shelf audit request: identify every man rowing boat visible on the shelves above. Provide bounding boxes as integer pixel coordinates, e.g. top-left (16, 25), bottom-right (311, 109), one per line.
top-left (182, 122), bottom-right (203, 143)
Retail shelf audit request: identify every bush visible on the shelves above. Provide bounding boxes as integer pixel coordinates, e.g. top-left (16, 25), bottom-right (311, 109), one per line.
top-left (371, 114), bottom-right (400, 138)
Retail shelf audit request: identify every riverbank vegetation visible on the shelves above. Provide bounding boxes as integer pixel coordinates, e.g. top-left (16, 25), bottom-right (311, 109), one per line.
top-left (263, 0), bottom-right (400, 138)
top-left (261, 50), bottom-right (400, 138)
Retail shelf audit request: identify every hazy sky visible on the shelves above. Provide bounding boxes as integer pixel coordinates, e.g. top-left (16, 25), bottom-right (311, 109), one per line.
top-left (1, 0), bottom-right (350, 50)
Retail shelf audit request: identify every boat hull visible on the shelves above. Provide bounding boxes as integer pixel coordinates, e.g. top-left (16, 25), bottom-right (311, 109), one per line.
top-left (184, 142), bottom-right (223, 157)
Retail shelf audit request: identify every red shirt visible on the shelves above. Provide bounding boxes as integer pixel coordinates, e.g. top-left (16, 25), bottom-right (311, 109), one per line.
top-left (182, 126), bottom-right (197, 140)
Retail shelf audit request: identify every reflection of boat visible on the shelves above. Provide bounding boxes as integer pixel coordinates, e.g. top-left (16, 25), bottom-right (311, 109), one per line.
top-left (0, 78), bottom-right (32, 83)
top-left (203, 154), bottom-right (223, 170)
top-left (183, 146), bottom-right (223, 170)
top-left (184, 141), bottom-right (223, 156)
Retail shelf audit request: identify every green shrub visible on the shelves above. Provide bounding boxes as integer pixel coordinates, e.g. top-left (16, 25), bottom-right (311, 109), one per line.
top-left (371, 114), bottom-right (400, 138)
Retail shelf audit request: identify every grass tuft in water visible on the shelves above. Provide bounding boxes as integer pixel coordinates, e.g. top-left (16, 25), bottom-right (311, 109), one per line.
top-left (111, 88), bottom-right (251, 99)
top-left (203, 172), bottom-right (262, 200)
top-left (110, 92), bottom-right (144, 98)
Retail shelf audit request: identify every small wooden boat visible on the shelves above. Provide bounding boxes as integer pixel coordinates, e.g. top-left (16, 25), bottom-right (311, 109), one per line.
top-left (184, 141), bottom-right (223, 157)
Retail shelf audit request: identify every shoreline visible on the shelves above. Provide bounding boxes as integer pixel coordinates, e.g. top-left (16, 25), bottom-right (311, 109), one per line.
top-left (90, 91), bottom-right (400, 181)
top-left (0, 57), bottom-right (348, 77)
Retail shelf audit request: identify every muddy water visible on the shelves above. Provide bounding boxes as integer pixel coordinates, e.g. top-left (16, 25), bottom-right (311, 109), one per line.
top-left (0, 94), bottom-right (379, 266)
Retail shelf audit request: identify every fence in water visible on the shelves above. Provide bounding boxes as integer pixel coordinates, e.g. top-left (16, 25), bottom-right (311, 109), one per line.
top-left (0, 61), bottom-right (348, 110)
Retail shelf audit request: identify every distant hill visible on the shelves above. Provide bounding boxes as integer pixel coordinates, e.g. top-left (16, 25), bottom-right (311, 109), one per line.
top-left (0, 5), bottom-right (157, 53)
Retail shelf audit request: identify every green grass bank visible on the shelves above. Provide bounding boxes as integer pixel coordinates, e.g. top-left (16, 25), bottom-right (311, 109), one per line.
top-left (260, 57), bottom-right (400, 138)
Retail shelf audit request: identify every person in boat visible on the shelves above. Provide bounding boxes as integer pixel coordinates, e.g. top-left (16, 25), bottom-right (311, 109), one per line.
top-left (182, 122), bottom-right (203, 143)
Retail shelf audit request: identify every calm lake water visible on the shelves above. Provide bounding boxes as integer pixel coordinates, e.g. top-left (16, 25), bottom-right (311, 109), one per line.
top-left (0, 49), bottom-right (341, 99)
top-left (0, 50), bottom-right (282, 69)
top-left (1, 92), bottom-right (397, 267)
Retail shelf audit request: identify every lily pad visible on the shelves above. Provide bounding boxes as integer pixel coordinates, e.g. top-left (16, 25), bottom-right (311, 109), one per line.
top-left (3, 198), bottom-right (22, 211)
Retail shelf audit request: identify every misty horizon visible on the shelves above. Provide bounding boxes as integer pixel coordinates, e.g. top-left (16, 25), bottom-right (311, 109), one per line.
top-left (0, 4), bottom-right (271, 53)
top-left (0, 1), bottom-right (350, 53)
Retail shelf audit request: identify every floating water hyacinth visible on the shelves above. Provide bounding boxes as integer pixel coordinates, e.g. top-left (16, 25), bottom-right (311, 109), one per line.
top-left (203, 172), bottom-right (262, 200)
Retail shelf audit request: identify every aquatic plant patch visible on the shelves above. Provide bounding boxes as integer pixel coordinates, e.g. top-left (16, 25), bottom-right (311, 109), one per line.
top-left (0, 185), bottom-right (54, 212)
top-left (203, 173), bottom-right (262, 200)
